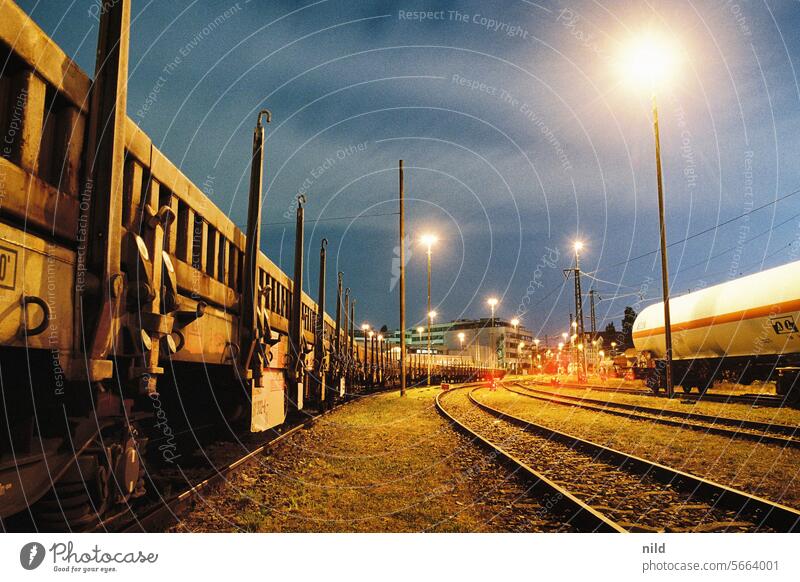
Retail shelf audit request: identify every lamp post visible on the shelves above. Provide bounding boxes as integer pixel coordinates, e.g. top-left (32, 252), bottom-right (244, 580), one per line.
top-left (518, 341), bottom-right (525, 375)
top-left (487, 297), bottom-right (498, 368)
top-left (420, 234), bottom-right (438, 385)
top-left (572, 241), bottom-right (587, 380)
top-left (427, 310), bottom-right (437, 385)
top-left (415, 326), bottom-right (424, 380)
top-left (618, 32), bottom-right (680, 398)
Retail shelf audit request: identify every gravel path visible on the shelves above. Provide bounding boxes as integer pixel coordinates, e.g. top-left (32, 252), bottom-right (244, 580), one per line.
top-left (169, 387), bottom-right (575, 532)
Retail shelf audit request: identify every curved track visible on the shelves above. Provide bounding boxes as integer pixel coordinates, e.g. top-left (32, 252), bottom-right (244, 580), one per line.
top-left (437, 386), bottom-right (800, 532)
top-left (435, 388), bottom-right (624, 532)
top-left (510, 383), bottom-right (800, 449)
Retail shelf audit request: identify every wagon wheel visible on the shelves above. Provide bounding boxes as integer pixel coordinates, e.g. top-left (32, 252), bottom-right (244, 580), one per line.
top-left (645, 372), bottom-right (661, 393)
top-left (31, 452), bottom-right (111, 532)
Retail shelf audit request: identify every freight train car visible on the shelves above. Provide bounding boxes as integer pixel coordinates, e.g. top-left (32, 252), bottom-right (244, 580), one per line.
top-left (0, 0), bottom-right (364, 530)
top-left (632, 260), bottom-right (800, 397)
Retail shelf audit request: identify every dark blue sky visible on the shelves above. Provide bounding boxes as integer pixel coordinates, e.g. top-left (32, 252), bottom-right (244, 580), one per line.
top-left (18, 0), bottom-right (800, 339)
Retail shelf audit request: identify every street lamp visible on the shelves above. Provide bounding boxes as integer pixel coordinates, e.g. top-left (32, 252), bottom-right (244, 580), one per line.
top-left (486, 297), bottom-right (499, 368)
top-left (487, 297), bottom-right (499, 324)
top-left (611, 341), bottom-right (617, 356)
top-left (427, 309), bottom-right (437, 385)
top-left (617, 31), bottom-right (681, 398)
top-left (420, 234), bottom-right (438, 385)
top-left (458, 331), bottom-right (465, 353)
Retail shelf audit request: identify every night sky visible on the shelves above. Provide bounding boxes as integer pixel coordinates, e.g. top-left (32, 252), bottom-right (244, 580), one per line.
top-left (16, 0), bottom-right (800, 339)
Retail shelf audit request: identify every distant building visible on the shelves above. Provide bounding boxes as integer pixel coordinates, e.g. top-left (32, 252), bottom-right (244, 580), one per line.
top-left (385, 318), bottom-right (534, 370)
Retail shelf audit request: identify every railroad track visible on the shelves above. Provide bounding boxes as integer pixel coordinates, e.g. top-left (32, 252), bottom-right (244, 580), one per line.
top-left (437, 386), bottom-right (800, 533)
top-left (525, 379), bottom-right (789, 408)
top-left (105, 382), bottom-right (477, 533)
top-left (93, 387), bottom-right (382, 532)
top-left (509, 383), bottom-right (800, 449)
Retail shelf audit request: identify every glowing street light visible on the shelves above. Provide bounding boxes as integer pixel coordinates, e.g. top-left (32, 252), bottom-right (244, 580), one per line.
top-left (487, 297), bottom-right (499, 322)
top-left (617, 31), bottom-right (682, 398)
top-left (458, 331), bottom-right (466, 353)
top-left (616, 32), bottom-right (681, 91)
top-left (420, 233), bottom-right (438, 250)
top-left (420, 234), bottom-right (438, 385)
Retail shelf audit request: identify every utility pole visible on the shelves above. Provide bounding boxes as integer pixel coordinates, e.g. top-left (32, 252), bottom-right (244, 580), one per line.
top-left (589, 290), bottom-right (598, 338)
top-left (564, 240), bottom-right (587, 381)
top-left (652, 93), bottom-right (674, 398)
top-left (426, 244), bottom-right (432, 386)
top-left (399, 160), bottom-right (406, 396)
top-left (574, 257), bottom-right (586, 380)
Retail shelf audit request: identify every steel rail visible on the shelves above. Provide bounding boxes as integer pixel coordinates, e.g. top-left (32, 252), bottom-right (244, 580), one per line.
top-left (524, 379), bottom-right (788, 408)
top-left (470, 387), bottom-right (800, 532)
top-left (105, 382), bottom-right (480, 532)
top-left (509, 383), bottom-right (800, 449)
top-left (435, 388), bottom-right (625, 533)
top-left (101, 384), bottom-right (402, 533)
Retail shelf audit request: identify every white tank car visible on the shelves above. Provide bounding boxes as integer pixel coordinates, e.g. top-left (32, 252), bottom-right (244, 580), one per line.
top-left (632, 260), bottom-right (800, 360)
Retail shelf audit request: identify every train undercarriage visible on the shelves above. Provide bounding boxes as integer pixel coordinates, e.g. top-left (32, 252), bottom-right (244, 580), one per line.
top-left (642, 354), bottom-right (800, 400)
